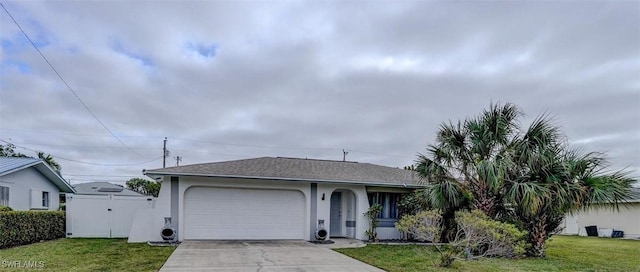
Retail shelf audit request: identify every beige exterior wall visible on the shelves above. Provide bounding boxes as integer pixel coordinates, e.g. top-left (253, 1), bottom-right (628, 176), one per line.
top-left (563, 203), bottom-right (640, 238)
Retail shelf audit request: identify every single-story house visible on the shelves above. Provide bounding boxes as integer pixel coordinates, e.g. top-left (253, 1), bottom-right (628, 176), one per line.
top-left (128, 157), bottom-right (422, 242)
top-left (563, 187), bottom-right (640, 238)
top-left (0, 157), bottom-right (75, 210)
top-left (66, 181), bottom-right (152, 238)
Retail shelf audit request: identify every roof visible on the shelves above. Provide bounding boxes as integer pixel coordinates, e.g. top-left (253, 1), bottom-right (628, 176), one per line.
top-left (144, 157), bottom-right (422, 188)
top-left (73, 182), bottom-right (146, 196)
top-left (0, 157), bottom-right (75, 193)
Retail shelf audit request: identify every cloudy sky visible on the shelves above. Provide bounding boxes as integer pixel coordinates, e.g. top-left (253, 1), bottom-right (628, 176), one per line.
top-left (1, 1), bottom-right (638, 185)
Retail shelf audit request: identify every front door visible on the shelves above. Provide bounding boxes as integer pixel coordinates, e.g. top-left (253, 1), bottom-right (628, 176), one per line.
top-left (330, 192), bottom-right (342, 237)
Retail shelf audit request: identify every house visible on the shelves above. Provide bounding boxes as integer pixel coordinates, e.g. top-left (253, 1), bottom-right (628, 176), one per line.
top-left (0, 157), bottom-right (74, 211)
top-left (563, 187), bottom-right (640, 238)
top-left (72, 181), bottom-right (145, 196)
top-left (128, 157), bottom-right (422, 242)
top-left (66, 181), bottom-right (153, 238)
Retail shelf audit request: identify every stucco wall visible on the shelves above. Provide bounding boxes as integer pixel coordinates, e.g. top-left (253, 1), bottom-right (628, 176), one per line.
top-left (128, 176), bottom-right (408, 242)
top-left (563, 203), bottom-right (640, 238)
top-left (317, 183), bottom-right (370, 240)
top-left (0, 168), bottom-right (60, 211)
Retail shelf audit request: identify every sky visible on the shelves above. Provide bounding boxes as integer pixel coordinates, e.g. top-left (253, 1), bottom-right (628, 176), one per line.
top-left (0, 1), bottom-right (638, 186)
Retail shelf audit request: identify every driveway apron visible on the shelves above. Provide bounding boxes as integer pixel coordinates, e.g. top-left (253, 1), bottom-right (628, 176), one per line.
top-left (159, 240), bottom-right (384, 272)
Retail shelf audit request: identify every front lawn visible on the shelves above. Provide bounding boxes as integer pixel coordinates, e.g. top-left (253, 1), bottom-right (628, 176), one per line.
top-left (0, 238), bottom-right (175, 271)
top-left (335, 235), bottom-right (640, 271)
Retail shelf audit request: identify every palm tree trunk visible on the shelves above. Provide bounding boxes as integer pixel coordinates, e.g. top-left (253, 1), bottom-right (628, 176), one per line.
top-left (474, 191), bottom-right (498, 219)
top-left (527, 215), bottom-right (547, 257)
top-left (440, 209), bottom-right (456, 243)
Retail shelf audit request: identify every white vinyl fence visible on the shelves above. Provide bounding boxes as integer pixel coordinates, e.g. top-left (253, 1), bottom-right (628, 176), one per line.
top-left (66, 194), bottom-right (153, 238)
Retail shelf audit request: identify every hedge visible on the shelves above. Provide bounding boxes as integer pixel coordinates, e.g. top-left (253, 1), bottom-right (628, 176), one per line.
top-left (0, 210), bottom-right (65, 249)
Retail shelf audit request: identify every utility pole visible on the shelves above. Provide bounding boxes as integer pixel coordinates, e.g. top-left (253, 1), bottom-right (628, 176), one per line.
top-left (175, 156), bottom-right (182, 167)
top-left (163, 137), bottom-right (167, 168)
top-left (342, 149), bottom-right (349, 162)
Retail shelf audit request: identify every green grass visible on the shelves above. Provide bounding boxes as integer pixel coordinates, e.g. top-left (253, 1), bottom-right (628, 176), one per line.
top-left (0, 238), bottom-right (175, 272)
top-left (335, 235), bottom-right (640, 271)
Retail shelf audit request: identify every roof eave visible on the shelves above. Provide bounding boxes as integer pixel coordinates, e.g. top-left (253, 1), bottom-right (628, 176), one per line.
top-left (34, 163), bottom-right (76, 193)
top-left (143, 170), bottom-right (425, 189)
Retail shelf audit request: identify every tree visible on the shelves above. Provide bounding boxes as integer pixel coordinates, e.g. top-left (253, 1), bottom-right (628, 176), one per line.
top-left (415, 103), bottom-right (636, 257)
top-left (0, 143), bottom-right (29, 157)
top-left (126, 178), bottom-right (161, 197)
top-left (415, 103), bottom-right (521, 241)
top-left (502, 117), bottom-right (635, 257)
top-left (37, 151), bottom-right (61, 173)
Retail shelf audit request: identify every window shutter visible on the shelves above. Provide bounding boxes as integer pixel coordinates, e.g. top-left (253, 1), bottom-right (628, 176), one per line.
top-left (30, 189), bottom-right (43, 209)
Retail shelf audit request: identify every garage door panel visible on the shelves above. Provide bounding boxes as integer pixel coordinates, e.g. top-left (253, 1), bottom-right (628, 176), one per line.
top-left (184, 187), bottom-right (305, 240)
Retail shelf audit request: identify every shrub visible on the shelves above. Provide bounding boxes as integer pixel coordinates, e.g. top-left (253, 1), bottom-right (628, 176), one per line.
top-left (364, 204), bottom-right (382, 241)
top-left (456, 210), bottom-right (526, 258)
top-left (0, 211), bottom-right (65, 249)
top-left (398, 189), bottom-right (432, 216)
top-left (396, 209), bottom-right (526, 267)
top-left (0, 206), bottom-right (13, 212)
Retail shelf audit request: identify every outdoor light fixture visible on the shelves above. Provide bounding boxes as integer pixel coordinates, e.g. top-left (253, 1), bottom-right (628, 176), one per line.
top-left (322, 193), bottom-right (325, 200)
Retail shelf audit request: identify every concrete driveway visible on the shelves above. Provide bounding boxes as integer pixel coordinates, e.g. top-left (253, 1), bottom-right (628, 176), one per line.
top-left (159, 240), bottom-right (384, 272)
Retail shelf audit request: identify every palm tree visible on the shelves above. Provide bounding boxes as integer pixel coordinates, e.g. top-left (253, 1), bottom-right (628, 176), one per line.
top-left (416, 104), bottom-right (636, 257)
top-left (503, 117), bottom-right (635, 257)
top-left (415, 102), bottom-right (521, 241)
top-left (37, 151), bottom-right (61, 174)
top-left (416, 103), bottom-right (521, 218)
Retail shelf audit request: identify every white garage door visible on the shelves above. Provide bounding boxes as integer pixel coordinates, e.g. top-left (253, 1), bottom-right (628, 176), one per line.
top-left (184, 187), bottom-right (305, 240)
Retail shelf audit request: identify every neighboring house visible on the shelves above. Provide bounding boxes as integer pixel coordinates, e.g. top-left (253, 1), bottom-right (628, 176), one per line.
top-left (66, 181), bottom-right (153, 238)
top-left (72, 181), bottom-right (145, 196)
top-left (128, 157), bottom-right (422, 242)
top-left (0, 157), bottom-right (74, 211)
top-left (563, 187), bottom-right (640, 238)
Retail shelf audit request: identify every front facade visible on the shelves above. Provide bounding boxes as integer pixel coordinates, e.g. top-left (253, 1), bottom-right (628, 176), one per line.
top-left (0, 157), bottom-right (75, 211)
top-left (128, 157), bottom-right (422, 242)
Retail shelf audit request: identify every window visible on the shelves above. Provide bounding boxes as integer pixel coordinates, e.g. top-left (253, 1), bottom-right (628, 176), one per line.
top-left (0, 186), bottom-right (8, 206)
top-left (42, 191), bottom-right (49, 208)
top-left (367, 192), bottom-right (404, 219)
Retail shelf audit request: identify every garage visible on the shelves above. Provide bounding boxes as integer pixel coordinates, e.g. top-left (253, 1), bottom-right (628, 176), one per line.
top-left (183, 186), bottom-right (305, 240)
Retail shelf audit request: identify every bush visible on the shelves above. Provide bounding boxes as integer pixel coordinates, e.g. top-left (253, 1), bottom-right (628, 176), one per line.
top-left (396, 209), bottom-right (526, 267)
top-left (398, 190), bottom-right (432, 216)
top-left (456, 210), bottom-right (526, 258)
top-left (0, 206), bottom-right (13, 212)
top-left (0, 211), bottom-right (65, 249)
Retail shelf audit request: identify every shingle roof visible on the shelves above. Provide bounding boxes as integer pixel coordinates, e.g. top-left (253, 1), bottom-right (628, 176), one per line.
top-left (0, 157), bottom-right (75, 193)
top-left (144, 157), bottom-right (423, 187)
top-left (73, 181), bottom-right (146, 196)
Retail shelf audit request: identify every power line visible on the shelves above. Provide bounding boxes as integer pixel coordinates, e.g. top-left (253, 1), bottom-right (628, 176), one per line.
top-left (0, 127), bottom-right (164, 138)
top-left (0, 2), bottom-right (150, 159)
top-left (2, 128), bottom-right (412, 160)
top-left (172, 137), bottom-right (343, 151)
top-left (0, 139), bottom-right (162, 166)
top-left (3, 141), bottom-right (160, 150)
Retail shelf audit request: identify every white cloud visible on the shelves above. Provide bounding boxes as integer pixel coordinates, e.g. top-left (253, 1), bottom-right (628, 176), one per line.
top-left (0, 0), bottom-right (638, 184)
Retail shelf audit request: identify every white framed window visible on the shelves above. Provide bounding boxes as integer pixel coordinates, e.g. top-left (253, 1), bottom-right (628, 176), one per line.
top-left (367, 192), bottom-right (404, 219)
top-left (0, 186), bottom-right (9, 206)
top-left (42, 191), bottom-right (49, 208)
top-left (30, 189), bottom-right (49, 209)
